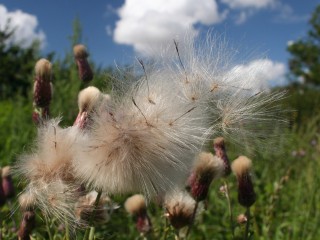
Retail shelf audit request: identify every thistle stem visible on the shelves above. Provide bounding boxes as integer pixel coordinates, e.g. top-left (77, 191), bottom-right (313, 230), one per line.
top-left (83, 190), bottom-right (102, 240)
top-left (65, 215), bottom-right (70, 240)
top-left (162, 217), bottom-right (169, 240)
top-left (185, 201), bottom-right (199, 239)
top-left (224, 181), bottom-right (235, 239)
top-left (89, 226), bottom-right (95, 240)
top-left (244, 207), bottom-right (251, 240)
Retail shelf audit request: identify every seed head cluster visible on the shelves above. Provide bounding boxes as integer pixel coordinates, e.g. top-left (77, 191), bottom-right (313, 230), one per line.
top-left (16, 34), bottom-right (284, 228)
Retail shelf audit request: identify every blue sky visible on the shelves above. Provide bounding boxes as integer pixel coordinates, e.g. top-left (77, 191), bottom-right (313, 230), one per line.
top-left (0, 0), bottom-right (319, 87)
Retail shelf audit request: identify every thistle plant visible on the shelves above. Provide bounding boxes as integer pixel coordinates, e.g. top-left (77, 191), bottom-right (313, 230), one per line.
top-left (125, 194), bottom-right (152, 236)
top-left (32, 59), bottom-right (53, 124)
top-left (164, 190), bottom-right (196, 239)
top-left (232, 156), bottom-right (256, 239)
top-left (13, 34), bottom-right (286, 239)
top-left (2, 166), bottom-right (15, 199)
top-left (73, 44), bottom-right (94, 83)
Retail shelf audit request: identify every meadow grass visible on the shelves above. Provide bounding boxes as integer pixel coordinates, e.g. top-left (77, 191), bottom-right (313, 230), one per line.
top-left (1, 99), bottom-right (319, 239)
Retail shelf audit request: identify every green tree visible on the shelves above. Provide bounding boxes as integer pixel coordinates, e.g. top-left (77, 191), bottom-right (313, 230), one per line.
top-left (287, 5), bottom-right (320, 85)
top-left (0, 22), bottom-right (40, 99)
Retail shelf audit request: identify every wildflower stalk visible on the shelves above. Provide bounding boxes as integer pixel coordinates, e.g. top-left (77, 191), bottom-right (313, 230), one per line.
top-left (244, 207), bottom-right (251, 240)
top-left (65, 216), bottom-right (70, 240)
top-left (89, 227), bottom-right (95, 240)
top-left (223, 181), bottom-right (235, 239)
top-left (162, 217), bottom-right (169, 240)
top-left (83, 190), bottom-right (102, 240)
top-left (185, 201), bottom-right (199, 239)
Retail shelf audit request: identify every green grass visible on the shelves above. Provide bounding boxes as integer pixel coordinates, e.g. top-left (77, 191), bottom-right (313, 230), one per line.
top-left (0, 111), bottom-right (319, 239)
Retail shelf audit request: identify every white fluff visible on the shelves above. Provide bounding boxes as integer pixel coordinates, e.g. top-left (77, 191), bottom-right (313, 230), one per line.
top-left (16, 120), bottom-right (83, 227)
top-left (72, 33), bottom-right (285, 198)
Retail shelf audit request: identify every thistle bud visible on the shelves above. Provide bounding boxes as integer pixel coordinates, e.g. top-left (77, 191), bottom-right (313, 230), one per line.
top-left (74, 86), bottom-right (101, 129)
top-left (73, 44), bottom-right (93, 82)
top-left (213, 137), bottom-right (231, 176)
top-left (231, 156), bottom-right (256, 208)
top-left (124, 194), bottom-right (152, 234)
top-left (0, 168), bottom-right (6, 206)
top-left (237, 213), bottom-right (247, 224)
top-left (2, 166), bottom-right (15, 198)
top-left (33, 59), bottom-right (52, 108)
top-left (17, 211), bottom-right (35, 240)
top-left (164, 191), bottom-right (196, 230)
top-left (187, 152), bottom-right (224, 201)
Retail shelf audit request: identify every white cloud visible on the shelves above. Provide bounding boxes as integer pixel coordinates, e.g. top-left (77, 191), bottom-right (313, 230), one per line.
top-left (221, 0), bottom-right (276, 9)
top-left (113, 0), bottom-right (226, 55)
top-left (0, 4), bottom-right (46, 48)
top-left (228, 59), bottom-right (286, 91)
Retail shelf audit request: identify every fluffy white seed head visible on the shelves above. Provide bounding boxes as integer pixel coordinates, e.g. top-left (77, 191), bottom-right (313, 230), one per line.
top-left (78, 86), bottom-right (101, 113)
top-left (16, 120), bottom-right (83, 227)
top-left (231, 156), bottom-right (252, 177)
top-left (72, 33), bottom-right (285, 199)
top-left (124, 194), bottom-right (147, 215)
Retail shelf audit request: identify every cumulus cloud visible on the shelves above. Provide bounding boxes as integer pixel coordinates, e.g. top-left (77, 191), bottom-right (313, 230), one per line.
top-left (228, 59), bottom-right (286, 91)
top-left (221, 0), bottom-right (277, 24)
top-left (221, 0), bottom-right (276, 9)
top-left (113, 0), bottom-right (227, 55)
top-left (0, 4), bottom-right (46, 48)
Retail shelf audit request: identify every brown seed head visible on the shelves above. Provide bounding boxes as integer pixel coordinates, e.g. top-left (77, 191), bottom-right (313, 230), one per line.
top-left (237, 213), bottom-right (247, 224)
top-left (35, 58), bottom-right (52, 81)
top-left (213, 137), bottom-right (231, 176)
top-left (232, 156), bottom-right (256, 207)
top-left (75, 191), bottom-right (113, 224)
top-left (2, 166), bottom-right (15, 198)
top-left (2, 166), bottom-right (11, 178)
top-left (124, 194), bottom-right (147, 216)
top-left (187, 152), bottom-right (224, 201)
top-left (231, 156), bottom-right (252, 177)
top-left (164, 191), bottom-right (195, 230)
top-left (73, 44), bottom-right (89, 59)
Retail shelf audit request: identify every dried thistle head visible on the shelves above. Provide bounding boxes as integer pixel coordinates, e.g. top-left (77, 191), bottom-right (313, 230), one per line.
top-left (2, 166), bottom-right (15, 198)
top-left (231, 156), bottom-right (256, 207)
top-left (16, 120), bottom-right (84, 227)
top-left (164, 190), bottom-right (196, 230)
top-left (73, 44), bottom-right (93, 82)
top-left (187, 152), bottom-right (224, 201)
top-left (33, 59), bottom-right (53, 108)
top-left (125, 194), bottom-right (152, 234)
top-left (125, 194), bottom-right (147, 216)
top-left (213, 137), bottom-right (231, 176)
top-left (75, 191), bottom-right (115, 224)
top-left (74, 86), bottom-right (102, 129)
top-left (72, 72), bottom-right (207, 198)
